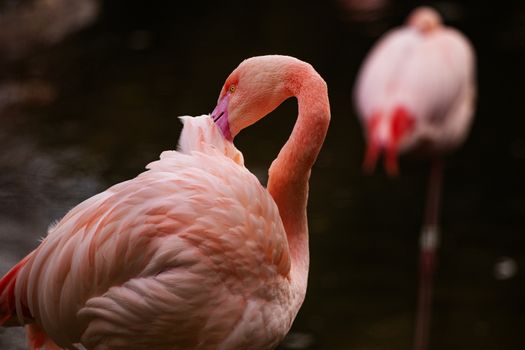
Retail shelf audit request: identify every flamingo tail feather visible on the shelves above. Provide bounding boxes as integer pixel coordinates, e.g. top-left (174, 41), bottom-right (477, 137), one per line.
top-left (0, 256), bottom-right (31, 327)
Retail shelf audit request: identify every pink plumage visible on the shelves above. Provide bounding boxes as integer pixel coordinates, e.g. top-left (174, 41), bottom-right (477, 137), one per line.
top-left (0, 55), bottom-right (330, 350)
top-left (354, 6), bottom-right (476, 175)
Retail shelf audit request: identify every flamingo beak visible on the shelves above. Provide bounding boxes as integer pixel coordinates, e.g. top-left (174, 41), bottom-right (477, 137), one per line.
top-left (211, 93), bottom-right (232, 141)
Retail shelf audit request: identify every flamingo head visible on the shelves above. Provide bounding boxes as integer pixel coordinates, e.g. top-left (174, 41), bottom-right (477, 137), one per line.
top-left (407, 7), bottom-right (442, 34)
top-left (363, 106), bottom-right (415, 176)
top-left (211, 55), bottom-right (297, 141)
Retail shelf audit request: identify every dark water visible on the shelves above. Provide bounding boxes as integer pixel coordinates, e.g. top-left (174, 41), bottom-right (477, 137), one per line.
top-left (1, 1), bottom-right (524, 349)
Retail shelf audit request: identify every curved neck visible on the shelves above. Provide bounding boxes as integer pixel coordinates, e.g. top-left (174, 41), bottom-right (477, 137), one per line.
top-left (267, 67), bottom-right (330, 294)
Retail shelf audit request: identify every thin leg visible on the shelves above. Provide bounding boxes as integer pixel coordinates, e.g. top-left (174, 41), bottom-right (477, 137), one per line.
top-left (413, 157), bottom-right (444, 350)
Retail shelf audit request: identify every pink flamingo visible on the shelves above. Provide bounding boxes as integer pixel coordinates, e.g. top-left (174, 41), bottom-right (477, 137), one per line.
top-left (353, 7), bottom-right (476, 350)
top-left (0, 55), bottom-right (330, 350)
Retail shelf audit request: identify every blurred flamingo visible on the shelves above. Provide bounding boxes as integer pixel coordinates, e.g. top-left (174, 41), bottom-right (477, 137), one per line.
top-left (353, 7), bottom-right (476, 350)
top-left (0, 55), bottom-right (330, 350)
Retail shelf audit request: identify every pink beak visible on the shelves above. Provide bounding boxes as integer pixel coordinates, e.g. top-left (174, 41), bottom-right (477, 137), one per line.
top-left (211, 93), bottom-right (232, 141)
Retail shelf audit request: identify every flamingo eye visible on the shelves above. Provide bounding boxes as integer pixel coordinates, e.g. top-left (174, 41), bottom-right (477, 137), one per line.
top-left (229, 84), bottom-right (236, 93)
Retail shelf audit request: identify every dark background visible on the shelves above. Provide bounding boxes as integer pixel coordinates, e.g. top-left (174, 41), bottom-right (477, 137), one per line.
top-left (0, 0), bottom-right (524, 349)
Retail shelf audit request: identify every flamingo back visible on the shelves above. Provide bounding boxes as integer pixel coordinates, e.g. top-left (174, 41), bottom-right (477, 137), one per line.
top-left (1, 116), bottom-right (295, 350)
top-left (355, 27), bottom-right (476, 152)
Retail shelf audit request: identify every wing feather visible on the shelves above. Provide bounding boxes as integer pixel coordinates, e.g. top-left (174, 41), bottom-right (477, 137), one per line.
top-left (9, 116), bottom-right (290, 348)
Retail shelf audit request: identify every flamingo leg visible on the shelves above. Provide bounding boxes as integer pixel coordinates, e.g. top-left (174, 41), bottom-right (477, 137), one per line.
top-left (413, 157), bottom-right (444, 350)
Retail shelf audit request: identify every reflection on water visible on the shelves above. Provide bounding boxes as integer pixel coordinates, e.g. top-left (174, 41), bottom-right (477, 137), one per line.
top-left (1, 1), bottom-right (525, 349)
